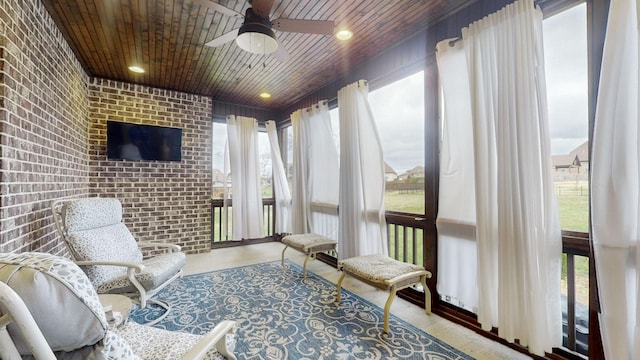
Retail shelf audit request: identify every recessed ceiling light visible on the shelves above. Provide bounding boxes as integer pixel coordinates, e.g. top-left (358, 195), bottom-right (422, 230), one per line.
top-left (259, 92), bottom-right (272, 99)
top-left (128, 65), bottom-right (145, 74)
top-left (336, 29), bottom-right (353, 41)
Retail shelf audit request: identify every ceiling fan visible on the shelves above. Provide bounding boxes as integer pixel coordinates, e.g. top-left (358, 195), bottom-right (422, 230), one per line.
top-left (203, 0), bottom-right (335, 61)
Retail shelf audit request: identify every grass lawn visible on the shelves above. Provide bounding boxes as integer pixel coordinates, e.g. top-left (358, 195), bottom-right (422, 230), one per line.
top-left (384, 190), bottom-right (425, 213)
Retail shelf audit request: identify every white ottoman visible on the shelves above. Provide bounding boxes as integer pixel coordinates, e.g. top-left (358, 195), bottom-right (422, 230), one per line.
top-left (281, 233), bottom-right (338, 279)
top-left (336, 254), bottom-right (432, 334)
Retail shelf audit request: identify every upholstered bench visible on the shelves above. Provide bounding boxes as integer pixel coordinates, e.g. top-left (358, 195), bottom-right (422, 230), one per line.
top-left (336, 254), bottom-right (432, 334)
top-left (281, 233), bottom-right (338, 279)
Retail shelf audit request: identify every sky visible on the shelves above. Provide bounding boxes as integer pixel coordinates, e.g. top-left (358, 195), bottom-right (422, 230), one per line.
top-left (543, 3), bottom-right (588, 155)
top-left (366, 71), bottom-right (425, 174)
top-left (212, 3), bottom-right (588, 174)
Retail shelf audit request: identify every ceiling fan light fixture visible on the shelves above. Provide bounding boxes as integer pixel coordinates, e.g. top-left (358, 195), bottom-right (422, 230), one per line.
top-left (236, 22), bottom-right (278, 55)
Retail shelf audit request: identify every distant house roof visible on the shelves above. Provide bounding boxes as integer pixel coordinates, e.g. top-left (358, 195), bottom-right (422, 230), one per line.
top-left (569, 141), bottom-right (589, 163)
top-left (552, 154), bottom-right (580, 168)
top-left (552, 141), bottom-right (588, 169)
top-left (384, 161), bottom-right (397, 175)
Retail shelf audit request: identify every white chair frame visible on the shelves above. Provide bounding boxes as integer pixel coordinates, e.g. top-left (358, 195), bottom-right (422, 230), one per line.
top-left (51, 198), bottom-right (183, 326)
top-left (0, 281), bottom-right (238, 360)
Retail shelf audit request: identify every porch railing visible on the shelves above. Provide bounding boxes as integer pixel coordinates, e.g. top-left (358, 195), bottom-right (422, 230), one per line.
top-left (210, 200), bottom-right (589, 356)
top-left (210, 198), bottom-right (274, 242)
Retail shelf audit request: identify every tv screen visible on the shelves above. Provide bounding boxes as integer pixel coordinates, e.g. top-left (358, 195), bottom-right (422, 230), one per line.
top-left (106, 121), bottom-right (182, 161)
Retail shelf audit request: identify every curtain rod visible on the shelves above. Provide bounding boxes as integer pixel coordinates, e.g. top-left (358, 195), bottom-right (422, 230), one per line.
top-left (303, 99), bottom-right (328, 112)
top-left (448, 0), bottom-right (544, 47)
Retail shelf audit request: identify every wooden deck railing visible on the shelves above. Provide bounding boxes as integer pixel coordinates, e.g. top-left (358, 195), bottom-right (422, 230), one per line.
top-left (560, 230), bottom-right (590, 356)
top-left (210, 200), bottom-right (590, 356)
top-left (210, 198), bottom-right (275, 242)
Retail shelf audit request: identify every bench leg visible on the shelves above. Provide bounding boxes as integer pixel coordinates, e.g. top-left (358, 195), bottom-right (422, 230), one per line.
top-left (335, 272), bottom-right (346, 303)
top-left (281, 245), bottom-right (289, 268)
top-left (421, 275), bottom-right (432, 315)
top-left (383, 285), bottom-right (398, 334)
top-left (302, 252), bottom-right (313, 279)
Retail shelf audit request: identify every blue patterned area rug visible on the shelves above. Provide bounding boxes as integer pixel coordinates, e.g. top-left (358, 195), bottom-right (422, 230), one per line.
top-left (130, 260), bottom-right (474, 360)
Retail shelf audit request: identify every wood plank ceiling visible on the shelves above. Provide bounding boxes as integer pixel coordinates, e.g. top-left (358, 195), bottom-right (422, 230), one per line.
top-left (41, 0), bottom-right (473, 110)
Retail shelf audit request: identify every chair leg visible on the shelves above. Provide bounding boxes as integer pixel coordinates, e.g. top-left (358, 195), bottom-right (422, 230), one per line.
top-left (281, 246), bottom-right (289, 268)
top-left (421, 275), bottom-right (432, 315)
top-left (136, 298), bottom-right (171, 326)
top-left (335, 272), bottom-right (346, 303)
top-left (383, 285), bottom-right (398, 334)
top-left (302, 252), bottom-right (314, 279)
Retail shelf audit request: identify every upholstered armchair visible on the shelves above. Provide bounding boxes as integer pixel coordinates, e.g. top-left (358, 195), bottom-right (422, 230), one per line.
top-left (51, 197), bottom-right (185, 325)
top-left (0, 252), bottom-right (237, 360)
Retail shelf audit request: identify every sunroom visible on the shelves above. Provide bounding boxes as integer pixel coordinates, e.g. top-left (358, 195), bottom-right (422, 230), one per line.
top-left (0, 0), bottom-right (633, 359)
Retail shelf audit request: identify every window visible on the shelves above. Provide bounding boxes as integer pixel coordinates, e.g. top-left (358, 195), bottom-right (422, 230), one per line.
top-left (543, 3), bottom-right (589, 355)
top-left (258, 131), bottom-right (273, 198)
top-left (368, 71), bottom-right (425, 214)
top-left (212, 122), bottom-right (273, 199)
top-left (544, 3), bottom-right (589, 233)
top-left (211, 121), bottom-right (228, 199)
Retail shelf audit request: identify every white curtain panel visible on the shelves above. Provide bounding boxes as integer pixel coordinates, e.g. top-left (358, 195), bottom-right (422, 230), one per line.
top-left (290, 101), bottom-right (339, 238)
top-left (225, 115), bottom-right (265, 240)
top-left (435, 39), bottom-right (479, 313)
top-left (461, 0), bottom-right (562, 355)
top-left (337, 80), bottom-right (388, 260)
top-left (591, 0), bottom-right (640, 358)
top-left (290, 109), bottom-right (311, 234)
top-left (265, 120), bottom-right (292, 234)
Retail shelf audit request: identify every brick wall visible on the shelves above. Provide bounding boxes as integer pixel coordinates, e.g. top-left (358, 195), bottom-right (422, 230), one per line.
top-left (0, 0), bottom-right (90, 253)
top-left (88, 79), bottom-right (213, 253)
top-left (0, 0), bottom-right (213, 254)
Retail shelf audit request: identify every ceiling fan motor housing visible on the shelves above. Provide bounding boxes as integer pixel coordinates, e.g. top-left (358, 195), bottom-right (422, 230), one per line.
top-left (236, 8), bottom-right (278, 54)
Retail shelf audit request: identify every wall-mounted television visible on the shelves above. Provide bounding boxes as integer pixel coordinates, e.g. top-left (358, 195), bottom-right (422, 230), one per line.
top-left (106, 120), bottom-right (182, 162)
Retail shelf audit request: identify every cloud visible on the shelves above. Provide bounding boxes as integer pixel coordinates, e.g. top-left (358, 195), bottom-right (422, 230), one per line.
top-left (369, 71), bottom-right (425, 173)
top-left (543, 3), bottom-right (588, 155)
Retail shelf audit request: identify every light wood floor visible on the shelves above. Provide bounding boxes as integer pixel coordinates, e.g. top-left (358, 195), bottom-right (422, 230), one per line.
top-left (184, 242), bottom-right (532, 360)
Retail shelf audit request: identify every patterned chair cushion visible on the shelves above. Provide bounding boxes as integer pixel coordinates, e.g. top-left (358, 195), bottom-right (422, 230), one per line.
top-left (338, 254), bottom-right (426, 284)
top-left (28, 330), bottom-right (141, 360)
top-left (63, 198), bottom-right (143, 289)
top-left (282, 233), bottom-right (337, 253)
top-left (0, 252), bottom-right (107, 354)
top-left (63, 197), bottom-right (124, 232)
top-left (116, 321), bottom-right (229, 360)
top-left (97, 252), bottom-right (186, 294)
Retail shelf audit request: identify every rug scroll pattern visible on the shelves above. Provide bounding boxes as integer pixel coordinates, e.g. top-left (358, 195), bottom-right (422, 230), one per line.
top-left (130, 261), bottom-right (474, 360)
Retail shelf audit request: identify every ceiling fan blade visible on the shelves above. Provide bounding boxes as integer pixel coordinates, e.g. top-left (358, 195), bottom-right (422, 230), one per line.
top-left (204, 28), bottom-right (239, 47)
top-left (250, 0), bottom-right (274, 18)
top-left (271, 18), bottom-right (335, 35)
top-left (195, 0), bottom-right (243, 19)
top-left (273, 42), bottom-right (290, 62)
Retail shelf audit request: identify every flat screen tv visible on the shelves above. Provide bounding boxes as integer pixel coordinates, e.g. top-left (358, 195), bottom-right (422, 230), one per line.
top-left (106, 121), bottom-right (182, 161)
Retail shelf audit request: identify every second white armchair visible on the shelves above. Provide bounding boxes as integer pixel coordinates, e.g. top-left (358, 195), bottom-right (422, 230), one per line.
top-left (51, 197), bottom-right (185, 325)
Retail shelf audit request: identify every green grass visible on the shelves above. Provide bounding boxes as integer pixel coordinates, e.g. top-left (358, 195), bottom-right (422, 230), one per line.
top-left (384, 190), bottom-right (425, 214)
top-left (554, 182), bottom-right (589, 281)
top-left (557, 195), bottom-right (589, 232)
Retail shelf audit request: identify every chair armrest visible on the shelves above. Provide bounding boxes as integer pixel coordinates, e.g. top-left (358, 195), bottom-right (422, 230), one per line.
top-left (180, 320), bottom-right (238, 360)
top-left (137, 242), bottom-right (182, 252)
top-left (75, 260), bottom-right (145, 273)
top-left (0, 282), bottom-right (57, 360)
